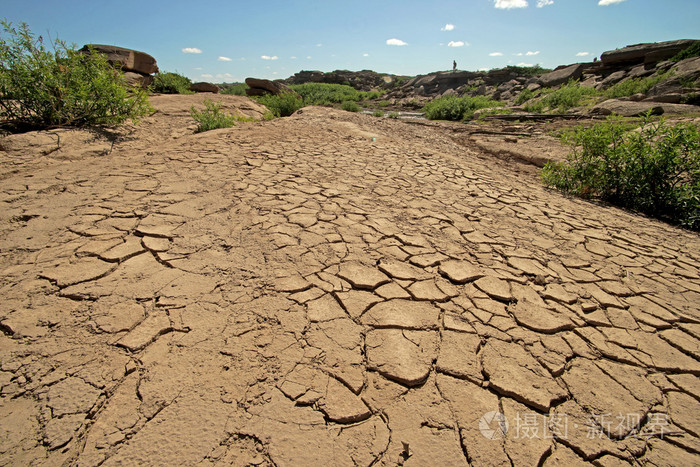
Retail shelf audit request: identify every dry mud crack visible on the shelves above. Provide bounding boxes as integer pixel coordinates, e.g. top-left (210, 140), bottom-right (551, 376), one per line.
top-left (1, 95), bottom-right (699, 466)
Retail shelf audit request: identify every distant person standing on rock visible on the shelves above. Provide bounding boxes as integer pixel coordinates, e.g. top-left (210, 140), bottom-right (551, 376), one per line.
top-left (453, 60), bottom-right (457, 71)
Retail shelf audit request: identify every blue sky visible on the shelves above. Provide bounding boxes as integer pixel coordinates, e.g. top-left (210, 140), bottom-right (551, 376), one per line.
top-left (2, 0), bottom-right (699, 82)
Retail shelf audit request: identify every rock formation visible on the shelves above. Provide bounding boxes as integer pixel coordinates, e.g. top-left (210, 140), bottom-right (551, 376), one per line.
top-left (189, 82), bottom-right (220, 93)
top-left (244, 78), bottom-right (294, 96)
top-left (285, 69), bottom-right (396, 91)
top-left (81, 44), bottom-right (158, 89)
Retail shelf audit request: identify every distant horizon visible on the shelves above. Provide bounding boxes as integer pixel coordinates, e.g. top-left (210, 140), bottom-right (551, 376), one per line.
top-left (3, 0), bottom-right (699, 83)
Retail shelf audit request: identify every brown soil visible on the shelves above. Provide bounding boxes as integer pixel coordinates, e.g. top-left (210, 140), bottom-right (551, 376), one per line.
top-left (1, 94), bottom-right (699, 466)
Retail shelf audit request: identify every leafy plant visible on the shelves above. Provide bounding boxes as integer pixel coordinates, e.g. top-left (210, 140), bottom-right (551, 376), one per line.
top-left (502, 64), bottom-right (552, 76)
top-left (387, 111), bottom-right (400, 119)
top-left (341, 101), bottom-right (360, 112)
top-left (289, 82), bottom-right (380, 106)
top-left (255, 92), bottom-right (303, 117)
top-left (524, 80), bottom-right (599, 113)
top-left (0, 19), bottom-right (152, 131)
top-left (605, 72), bottom-right (671, 98)
top-left (220, 83), bottom-right (248, 95)
top-left (189, 99), bottom-right (252, 132)
top-left (150, 71), bottom-right (192, 94)
top-left (515, 88), bottom-right (536, 105)
top-left (423, 95), bottom-right (503, 121)
top-left (372, 110), bottom-right (384, 117)
top-left (671, 42), bottom-right (700, 62)
top-left (542, 115), bottom-right (700, 229)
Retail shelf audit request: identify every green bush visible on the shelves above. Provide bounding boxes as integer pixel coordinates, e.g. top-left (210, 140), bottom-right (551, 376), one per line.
top-left (387, 111), bottom-right (400, 119)
top-left (341, 101), bottom-right (360, 112)
top-left (150, 71), bottom-right (192, 94)
top-left (255, 92), bottom-right (303, 117)
top-left (0, 20), bottom-right (152, 131)
top-left (671, 42), bottom-right (700, 62)
top-left (515, 88), bottom-right (535, 105)
top-left (541, 115), bottom-right (700, 230)
top-left (190, 99), bottom-right (252, 132)
top-left (289, 82), bottom-right (380, 106)
top-left (605, 72), bottom-right (671, 99)
top-left (503, 64), bottom-right (552, 77)
top-left (220, 83), bottom-right (248, 95)
top-left (372, 110), bottom-right (384, 117)
top-left (524, 81), bottom-right (599, 113)
top-left (423, 95), bottom-right (503, 121)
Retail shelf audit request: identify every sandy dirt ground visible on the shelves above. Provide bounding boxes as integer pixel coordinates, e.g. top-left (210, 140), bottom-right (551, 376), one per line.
top-left (1, 94), bottom-right (699, 466)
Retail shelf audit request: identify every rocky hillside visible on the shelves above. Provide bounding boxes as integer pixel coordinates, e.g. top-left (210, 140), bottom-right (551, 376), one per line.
top-left (284, 69), bottom-right (399, 92)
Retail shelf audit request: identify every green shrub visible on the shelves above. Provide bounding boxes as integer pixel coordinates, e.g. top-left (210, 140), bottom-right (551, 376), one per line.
top-left (524, 81), bottom-right (600, 113)
top-left (541, 115), bottom-right (700, 230)
top-left (341, 101), bottom-right (360, 112)
top-left (503, 64), bottom-right (552, 77)
top-left (255, 92), bottom-right (303, 117)
top-left (671, 42), bottom-right (700, 62)
top-left (377, 100), bottom-right (391, 107)
top-left (387, 111), bottom-right (400, 119)
top-left (220, 83), bottom-right (248, 95)
top-left (0, 20), bottom-right (152, 131)
top-left (190, 99), bottom-right (252, 132)
top-left (372, 110), bottom-right (384, 117)
top-left (515, 88), bottom-right (535, 105)
top-left (423, 95), bottom-right (503, 121)
top-left (605, 72), bottom-right (671, 98)
top-left (150, 71), bottom-right (192, 94)
top-left (290, 83), bottom-right (362, 105)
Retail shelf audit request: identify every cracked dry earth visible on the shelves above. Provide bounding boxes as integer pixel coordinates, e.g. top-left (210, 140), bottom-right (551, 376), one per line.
top-left (1, 94), bottom-right (699, 466)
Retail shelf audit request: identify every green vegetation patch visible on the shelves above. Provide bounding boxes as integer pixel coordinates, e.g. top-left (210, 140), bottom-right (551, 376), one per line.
top-left (605, 71), bottom-right (671, 99)
top-left (289, 82), bottom-right (381, 106)
top-left (190, 99), bottom-right (254, 132)
top-left (220, 83), bottom-right (249, 96)
top-left (0, 19), bottom-right (152, 131)
top-left (151, 71), bottom-right (192, 94)
top-left (423, 95), bottom-right (504, 121)
top-left (671, 42), bottom-right (700, 62)
top-left (255, 92), bottom-right (304, 117)
top-left (542, 115), bottom-right (700, 230)
top-left (524, 80), bottom-right (600, 113)
top-left (341, 101), bottom-right (360, 112)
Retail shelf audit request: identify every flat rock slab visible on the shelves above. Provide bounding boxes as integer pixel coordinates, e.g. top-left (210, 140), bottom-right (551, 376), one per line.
top-left (474, 276), bottom-right (514, 302)
top-left (438, 260), bottom-right (484, 283)
top-left (377, 258), bottom-right (432, 281)
top-left (318, 377), bottom-right (371, 424)
top-left (481, 340), bottom-right (567, 411)
top-left (365, 328), bottom-right (438, 387)
top-left (336, 262), bottom-right (390, 290)
top-left (40, 258), bottom-right (115, 288)
top-left (306, 294), bottom-right (347, 322)
top-left (436, 331), bottom-right (483, 382)
top-left (361, 299), bottom-right (440, 329)
top-left (47, 377), bottom-right (102, 417)
top-left (509, 300), bottom-right (574, 333)
top-left (116, 312), bottom-right (173, 352)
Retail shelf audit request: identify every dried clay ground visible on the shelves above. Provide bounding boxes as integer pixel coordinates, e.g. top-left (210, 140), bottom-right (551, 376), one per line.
top-left (1, 94), bottom-right (699, 466)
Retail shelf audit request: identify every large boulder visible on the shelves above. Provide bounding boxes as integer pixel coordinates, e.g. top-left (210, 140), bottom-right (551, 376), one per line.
top-left (590, 99), bottom-right (666, 117)
top-left (123, 71), bottom-right (153, 89)
top-left (245, 78), bottom-right (293, 96)
top-left (81, 44), bottom-right (158, 75)
top-left (284, 69), bottom-right (393, 91)
top-left (189, 82), bottom-right (219, 93)
top-left (538, 63), bottom-right (587, 87)
top-left (600, 39), bottom-right (699, 67)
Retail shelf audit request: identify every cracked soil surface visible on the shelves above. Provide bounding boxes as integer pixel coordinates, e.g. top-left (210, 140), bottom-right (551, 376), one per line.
top-left (1, 94), bottom-right (699, 465)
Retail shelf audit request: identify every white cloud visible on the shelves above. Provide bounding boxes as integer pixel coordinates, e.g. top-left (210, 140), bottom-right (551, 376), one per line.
top-left (494, 0), bottom-right (528, 9)
top-left (201, 73), bottom-right (213, 78)
top-left (261, 55), bottom-right (278, 60)
top-left (517, 62), bottom-right (534, 67)
top-left (217, 56), bottom-right (232, 61)
top-left (363, 53), bottom-right (369, 57)
top-left (537, 0), bottom-right (554, 7)
top-left (316, 43), bottom-right (323, 47)
top-left (489, 52), bottom-right (504, 56)
top-left (290, 56), bottom-right (297, 59)
top-left (441, 23), bottom-right (455, 31)
top-left (386, 38), bottom-right (408, 46)
top-left (576, 51), bottom-right (590, 56)
top-left (526, 50), bottom-right (540, 56)
top-left (182, 47), bottom-right (202, 54)
top-left (193, 67), bottom-right (203, 70)
top-left (599, 0), bottom-right (626, 5)
top-left (516, 52), bottom-right (523, 56)
top-left (448, 41), bottom-right (468, 47)
top-left (306, 56), bottom-right (312, 59)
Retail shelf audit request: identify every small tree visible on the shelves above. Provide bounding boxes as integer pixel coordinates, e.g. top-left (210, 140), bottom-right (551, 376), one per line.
top-left (0, 20), bottom-right (152, 131)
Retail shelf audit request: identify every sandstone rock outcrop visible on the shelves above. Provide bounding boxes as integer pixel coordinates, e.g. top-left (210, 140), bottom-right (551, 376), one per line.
top-left (244, 77), bottom-right (294, 96)
top-left (189, 82), bottom-right (219, 93)
top-left (81, 44), bottom-right (158, 89)
top-left (601, 39), bottom-right (699, 67)
top-left (285, 69), bottom-right (394, 91)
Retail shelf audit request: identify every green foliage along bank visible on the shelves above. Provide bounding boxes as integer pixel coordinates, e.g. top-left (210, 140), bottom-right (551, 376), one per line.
top-left (542, 115), bottom-right (700, 230)
top-left (189, 99), bottom-right (254, 132)
top-left (150, 71), bottom-right (192, 94)
top-left (0, 20), bottom-right (151, 131)
top-left (423, 95), bottom-right (503, 121)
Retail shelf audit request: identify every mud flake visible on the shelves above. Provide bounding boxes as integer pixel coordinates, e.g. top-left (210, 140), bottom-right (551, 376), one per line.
top-left (365, 328), bottom-right (437, 387)
top-left (336, 261), bottom-right (390, 290)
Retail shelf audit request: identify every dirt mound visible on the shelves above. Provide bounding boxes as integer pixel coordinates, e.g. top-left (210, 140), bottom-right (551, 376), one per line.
top-left (1, 98), bottom-right (699, 465)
